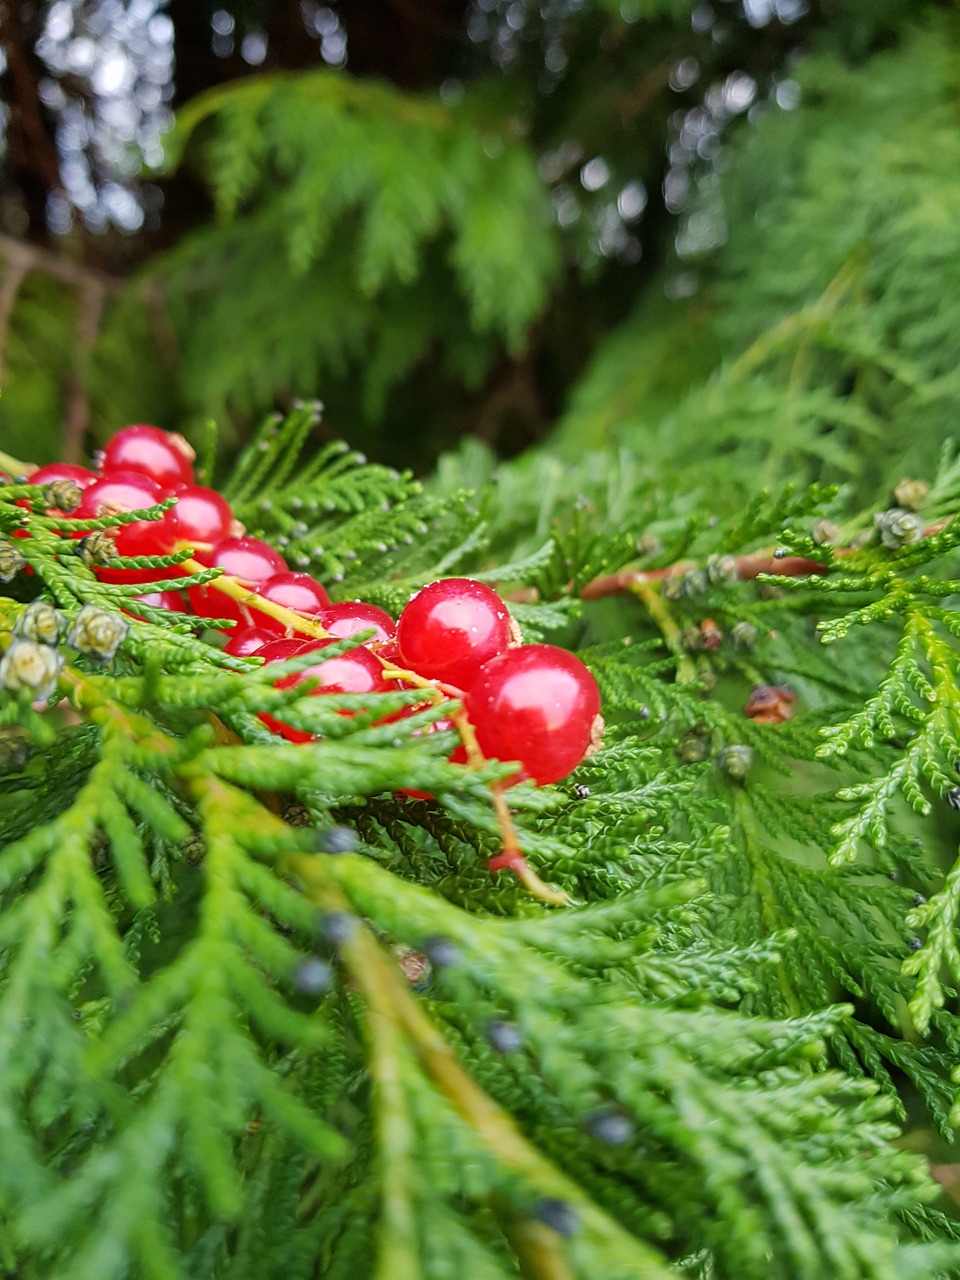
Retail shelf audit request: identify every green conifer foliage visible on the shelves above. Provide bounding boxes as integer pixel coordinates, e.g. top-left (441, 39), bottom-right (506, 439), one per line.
top-left (3, 411), bottom-right (960, 1278)
top-left (88, 71), bottom-right (559, 441)
top-left (554, 19), bottom-right (960, 502)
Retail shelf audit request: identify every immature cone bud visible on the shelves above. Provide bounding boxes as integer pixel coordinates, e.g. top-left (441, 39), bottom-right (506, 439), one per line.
top-left (292, 956), bottom-right (333, 996)
top-left (682, 569), bottom-right (709, 597)
top-left (321, 912), bottom-right (357, 944)
top-left (16, 599), bottom-right (66, 646)
top-left (77, 530), bottom-right (118, 568)
top-left (699, 618), bottom-right (723, 650)
top-left (485, 1019), bottom-right (524, 1054)
top-left (66, 604), bottom-right (129, 661)
top-left (395, 947), bottom-right (429, 985)
top-left (316, 825), bottom-right (358, 854)
top-left (0, 639), bottom-right (63, 699)
top-left (282, 801), bottom-right (311, 828)
top-left (0, 538), bottom-right (26, 583)
top-left (678, 726), bottom-right (711, 764)
top-left (718, 744), bottom-right (753, 780)
top-left (530, 1198), bottom-right (578, 1238)
top-left (744, 683), bottom-right (796, 725)
top-left (181, 833), bottom-right (206, 865)
top-left (705, 554), bottom-right (737, 585)
top-left (730, 620), bottom-right (759, 650)
top-left (421, 935), bottom-right (460, 969)
top-left (893, 478), bottom-right (929, 512)
top-left (584, 1107), bottom-right (634, 1145)
top-left (661, 573), bottom-right (685, 602)
top-left (874, 507), bottom-right (923, 550)
top-left (0, 725), bottom-right (31, 773)
top-left (812, 519), bottom-right (841, 547)
top-left (43, 479), bottom-right (83, 513)
top-left (680, 624), bottom-right (701, 653)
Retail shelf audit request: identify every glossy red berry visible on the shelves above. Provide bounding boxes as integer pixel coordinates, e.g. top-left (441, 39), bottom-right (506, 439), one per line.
top-left (259, 638), bottom-right (387, 741)
top-left (321, 601), bottom-right (395, 643)
top-left (124, 484), bottom-right (236, 560)
top-left (76, 470), bottom-right (169, 561)
top-left (248, 572), bottom-right (331, 632)
top-left (397, 578), bottom-right (511, 689)
top-left (187, 535), bottom-right (287, 623)
top-left (123, 590), bottom-right (186, 616)
top-left (257, 638), bottom-right (310, 662)
top-left (223, 626), bottom-right (276, 657)
top-left (30, 463), bottom-right (98, 490)
top-left (100, 425), bottom-right (194, 490)
top-left (465, 645), bottom-right (601, 786)
top-left (168, 485), bottom-right (233, 549)
top-left (76, 470), bottom-right (167, 520)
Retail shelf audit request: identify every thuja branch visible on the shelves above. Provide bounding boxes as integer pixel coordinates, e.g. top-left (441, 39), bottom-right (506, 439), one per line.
top-left (503, 1215), bottom-right (577, 1280)
top-left (628, 579), bottom-right (697, 684)
top-left (580, 552), bottom-right (829, 602)
top-left (580, 517), bottom-right (953, 603)
top-left (285, 863), bottom-right (672, 1279)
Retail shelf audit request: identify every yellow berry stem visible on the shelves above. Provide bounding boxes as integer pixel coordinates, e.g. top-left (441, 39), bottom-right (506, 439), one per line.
top-left (177, 555), bottom-right (332, 639)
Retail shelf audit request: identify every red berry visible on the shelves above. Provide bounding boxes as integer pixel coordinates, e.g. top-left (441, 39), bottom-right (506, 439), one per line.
top-left (223, 626), bottom-right (277, 657)
top-left (257, 638), bottom-right (310, 662)
top-left (30, 463), bottom-right (98, 490)
top-left (168, 485), bottom-right (233, 549)
top-left (123, 590), bottom-right (186, 616)
top-left (247, 571), bottom-right (331, 632)
top-left (187, 535), bottom-right (287, 623)
top-left (77, 470), bottom-right (167, 520)
top-left (465, 645), bottom-right (601, 786)
top-left (321, 601), bottom-right (395, 644)
top-left (259, 639), bottom-right (387, 741)
top-left (125, 484), bottom-right (236, 560)
top-left (76, 470), bottom-right (169, 561)
top-left (100, 425), bottom-right (194, 490)
top-left (397, 578), bottom-right (511, 689)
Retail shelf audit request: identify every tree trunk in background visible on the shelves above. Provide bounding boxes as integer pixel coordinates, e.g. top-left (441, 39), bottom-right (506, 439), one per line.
top-left (0, 1), bottom-right (64, 244)
top-left (337, 0), bottom-right (464, 87)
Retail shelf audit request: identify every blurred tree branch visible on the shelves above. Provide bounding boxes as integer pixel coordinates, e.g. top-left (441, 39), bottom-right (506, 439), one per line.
top-left (0, 234), bottom-right (121, 456)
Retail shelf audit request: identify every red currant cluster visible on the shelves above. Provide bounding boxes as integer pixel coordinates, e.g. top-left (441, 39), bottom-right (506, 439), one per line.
top-left (28, 425), bottom-right (602, 787)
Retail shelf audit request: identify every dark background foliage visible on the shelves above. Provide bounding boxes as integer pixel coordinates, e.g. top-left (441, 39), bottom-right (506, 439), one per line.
top-left (0, 0), bottom-right (939, 472)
